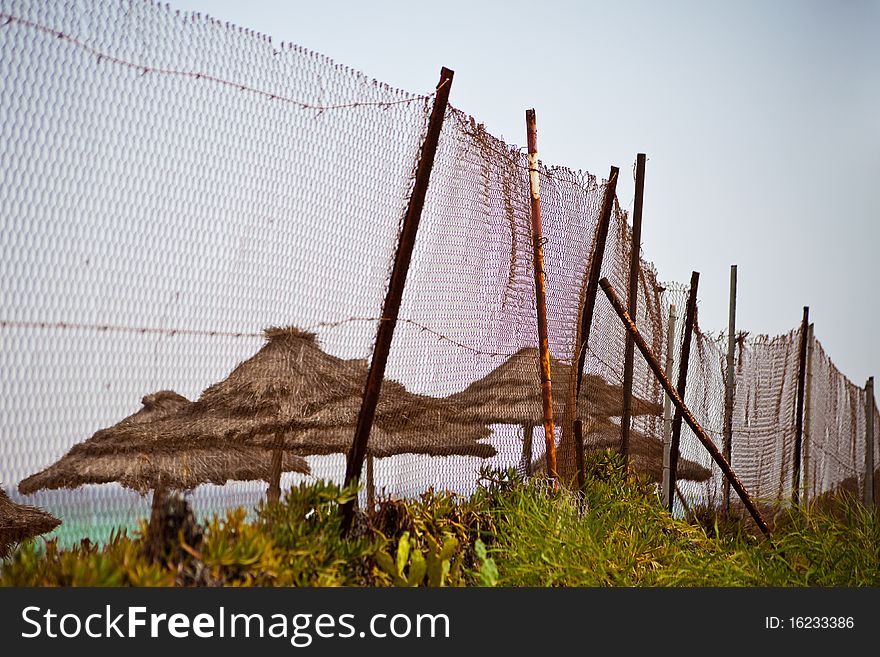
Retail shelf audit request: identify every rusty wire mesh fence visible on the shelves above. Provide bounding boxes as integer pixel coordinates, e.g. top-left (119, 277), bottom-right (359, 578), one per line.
top-left (0, 0), bottom-right (876, 547)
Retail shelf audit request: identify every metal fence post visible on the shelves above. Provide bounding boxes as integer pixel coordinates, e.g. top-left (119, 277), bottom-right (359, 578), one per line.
top-left (621, 153), bottom-right (646, 458)
top-left (341, 67), bottom-right (454, 531)
top-left (562, 166), bottom-right (619, 488)
top-left (668, 271), bottom-right (699, 513)
top-left (792, 306), bottom-right (809, 506)
top-left (526, 109), bottom-right (557, 481)
top-left (661, 304), bottom-right (677, 509)
top-left (802, 322), bottom-right (814, 505)
top-left (865, 376), bottom-right (875, 508)
top-left (722, 265), bottom-right (737, 515)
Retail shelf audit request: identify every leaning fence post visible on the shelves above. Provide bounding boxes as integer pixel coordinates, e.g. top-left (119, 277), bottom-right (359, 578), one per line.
top-left (526, 109), bottom-right (557, 481)
top-left (865, 376), bottom-right (875, 508)
top-left (668, 271), bottom-right (699, 513)
top-left (792, 306), bottom-right (809, 506)
top-left (620, 153), bottom-right (647, 459)
top-left (598, 277), bottom-right (771, 537)
top-left (661, 303), bottom-right (677, 509)
top-left (340, 67), bottom-right (454, 531)
top-left (563, 166), bottom-right (619, 488)
top-left (722, 265), bottom-right (737, 515)
top-left (802, 322), bottom-right (814, 505)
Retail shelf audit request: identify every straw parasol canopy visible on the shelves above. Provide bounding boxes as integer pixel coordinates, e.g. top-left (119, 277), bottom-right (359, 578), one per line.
top-left (531, 418), bottom-right (711, 484)
top-left (0, 486), bottom-right (61, 559)
top-left (447, 347), bottom-right (663, 425)
top-left (93, 327), bottom-right (495, 457)
top-left (246, 423), bottom-right (497, 459)
top-left (18, 390), bottom-right (311, 497)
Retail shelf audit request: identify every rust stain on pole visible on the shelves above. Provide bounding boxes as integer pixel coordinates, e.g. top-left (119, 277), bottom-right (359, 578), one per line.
top-left (668, 271), bottom-right (699, 513)
top-left (526, 108), bottom-right (557, 481)
top-left (792, 306), bottom-right (809, 506)
top-left (621, 154), bottom-right (646, 459)
top-left (598, 277), bottom-right (771, 537)
top-left (341, 67), bottom-right (454, 531)
top-left (562, 166), bottom-right (619, 489)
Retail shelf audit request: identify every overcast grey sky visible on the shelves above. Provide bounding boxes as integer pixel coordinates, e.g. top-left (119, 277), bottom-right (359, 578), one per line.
top-left (168, 0), bottom-right (879, 386)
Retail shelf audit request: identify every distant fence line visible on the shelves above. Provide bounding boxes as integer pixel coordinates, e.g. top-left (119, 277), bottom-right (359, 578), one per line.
top-left (0, 0), bottom-right (876, 545)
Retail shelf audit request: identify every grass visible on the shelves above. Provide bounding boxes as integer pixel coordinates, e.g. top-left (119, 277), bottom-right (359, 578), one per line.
top-left (2, 451), bottom-right (877, 587)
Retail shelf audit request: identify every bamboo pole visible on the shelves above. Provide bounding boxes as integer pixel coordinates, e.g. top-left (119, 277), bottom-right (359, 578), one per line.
top-left (526, 109), bottom-right (557, 480)
top-left (563, 166), bottom-right (619, 488)
top-left (792, 306), bottom-right (809, 506)
top-left (722, 265), bottom-right (737, 515)
top-left (598, 277), bottom-right (771, 537)
top-left (865, 377), bottom-right (875, 508)
top-left (661, 304), bottom-right (677, 509)
top-left (341, 67), bottom-right (454, 531)
top-left (668, 271), bottom-right (699, 513)
top-left (621, 153), bottom-right (646, 458)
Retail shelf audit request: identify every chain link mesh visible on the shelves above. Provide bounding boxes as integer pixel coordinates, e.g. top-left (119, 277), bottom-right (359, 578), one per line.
top-left (0, 0), bottom-right (875, 547)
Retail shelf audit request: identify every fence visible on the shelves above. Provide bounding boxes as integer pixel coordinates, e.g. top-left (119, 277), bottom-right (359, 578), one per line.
top-left (0, 0), bottom-right (876, 546)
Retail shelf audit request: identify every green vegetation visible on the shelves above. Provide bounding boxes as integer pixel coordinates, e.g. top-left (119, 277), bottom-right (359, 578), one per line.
top-left (2, 452), bottom-right (877, 587)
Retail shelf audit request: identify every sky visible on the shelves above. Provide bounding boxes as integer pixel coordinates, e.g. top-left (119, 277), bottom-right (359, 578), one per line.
top-left (155, 0), bottom-right (879, 385)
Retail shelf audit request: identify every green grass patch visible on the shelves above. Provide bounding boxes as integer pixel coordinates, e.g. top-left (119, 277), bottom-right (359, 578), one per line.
top-left (2, 451), bottom-right (877, 587)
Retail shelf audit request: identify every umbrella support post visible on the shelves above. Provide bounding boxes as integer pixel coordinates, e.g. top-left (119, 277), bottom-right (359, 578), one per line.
top-left (520, 424), bottom-right (534, 477)
top-left (366, 455), bottom-right (376, 513)
top-left (145, 484), bottom-right (167, 561)
top-left (267, 431), bottom-right (284, 505)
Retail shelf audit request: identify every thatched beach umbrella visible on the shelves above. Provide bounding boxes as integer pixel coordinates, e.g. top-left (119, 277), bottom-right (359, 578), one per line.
top-left (448, 347), bottom-right (663, 473)
top-left (531, 418), bottom-right (711, 484)
top-left (0, 486), bottom-right (61, 559)
top-left (449, 347), bottom-right (662, 423)
top-left (18, 390), bottom-right (311, 532)
top-left (94, 328), bottom-right (495, 502)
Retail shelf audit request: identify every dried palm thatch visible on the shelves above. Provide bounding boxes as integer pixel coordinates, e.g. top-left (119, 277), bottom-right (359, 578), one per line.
top-left (448, 347), bottom-right (663, 425)
top-left (18, 391), bottom-right (311, 496)
top-left (89, 327), bottom-right (494, 459)
top-left (531, 419), bottom-right (711, 484)
top-left (247, 423), bottom-right (497, 459)
top-left (0, 486), bottom-right (61, 559)
top-left (95, 327), bottom-right (488, 446)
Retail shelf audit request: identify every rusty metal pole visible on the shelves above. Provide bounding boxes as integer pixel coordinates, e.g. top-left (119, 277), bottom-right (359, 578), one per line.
top-left (599, 277), bottom-right (771, 537)
top-left (668, 271), bottom-right (699, 513)
top-left (568, 166), bottom-right (619, 489)
top-left (661, 303), bottom-right (677, 509)
top-left (526, 109), bottom-right (557, 481)
top-left (620, 154), bottom-right (646, 459)
top-left (865, 377), bottom-right (875, 508)
top-left (722, 265), bottom-right (737, 515)
top-left (803, 322), bottom-right (814, 505)
top-left (792, 306), bottom-right (809, 506)
top-left (341, 67), bottom-right (454, 531)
